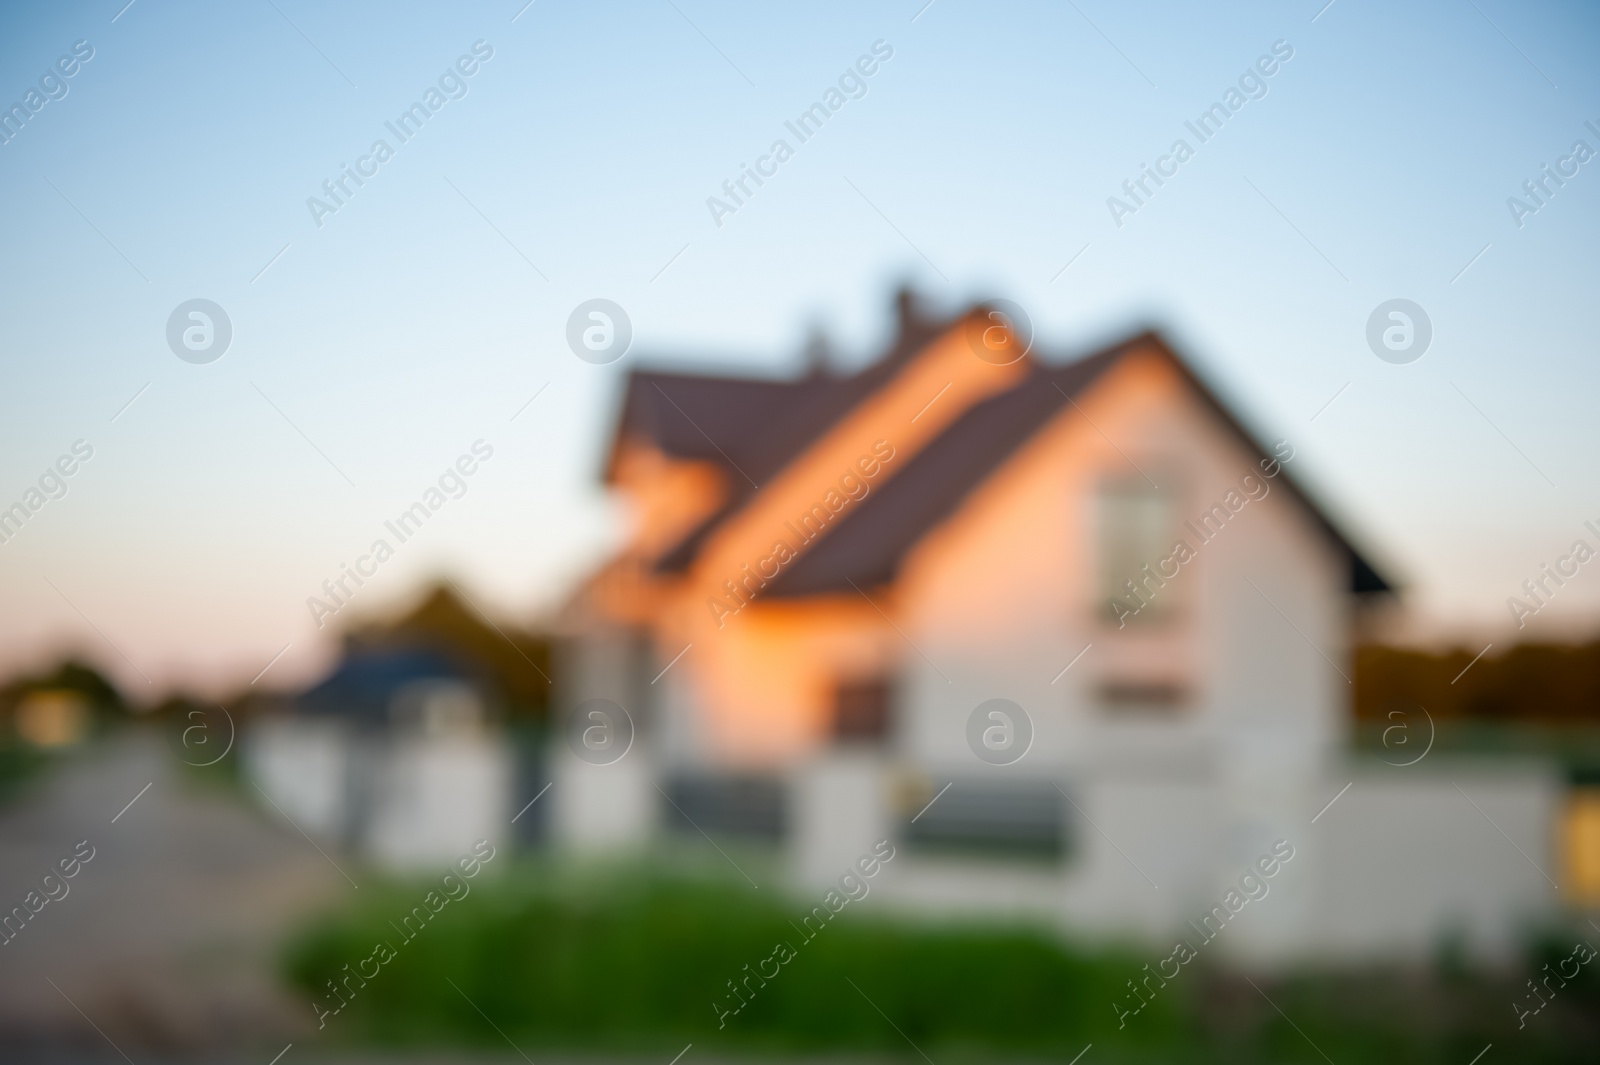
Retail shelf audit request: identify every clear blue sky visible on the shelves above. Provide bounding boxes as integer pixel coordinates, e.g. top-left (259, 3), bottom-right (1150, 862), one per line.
top-left (1, 0), bottom-right (1596, 695)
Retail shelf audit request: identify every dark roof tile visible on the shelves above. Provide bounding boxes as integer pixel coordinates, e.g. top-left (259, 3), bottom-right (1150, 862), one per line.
top-left (764, 348), bottom-right (1122, 596)
top-left (605, 305), bottom-right (1394, 597)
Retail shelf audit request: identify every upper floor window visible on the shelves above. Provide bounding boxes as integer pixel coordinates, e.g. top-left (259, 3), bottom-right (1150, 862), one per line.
top-left (833, 678), bottom-right (893, 743)
top-left (1097, 679), bottom-right (1189, 714)
top-left (1096, 477), bottom-right (1177, 627)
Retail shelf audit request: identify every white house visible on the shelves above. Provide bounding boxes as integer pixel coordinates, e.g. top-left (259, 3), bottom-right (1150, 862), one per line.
top-left (552, 291), bottom-right (1561, 964)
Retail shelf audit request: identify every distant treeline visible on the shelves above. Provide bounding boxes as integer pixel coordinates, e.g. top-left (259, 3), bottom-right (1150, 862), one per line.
top-left (0, 581), bottom-right (553, 730)
top-left (1355, 640), bottom-right (1600, 724)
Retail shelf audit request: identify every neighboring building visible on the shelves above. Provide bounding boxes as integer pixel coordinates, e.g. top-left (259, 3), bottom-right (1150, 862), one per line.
top-left (245, 648), bottom-right (514, 871)
top-left (12, 690), bottom-right (91, 748)
top-left (0, 660), bottom-right (122, 751)
top-left (556, 290), bottom-right (1561, 963)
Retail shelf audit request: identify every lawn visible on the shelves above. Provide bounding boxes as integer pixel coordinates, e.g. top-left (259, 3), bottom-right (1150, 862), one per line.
top-left (284, 862), bottom-right (1597, 1063)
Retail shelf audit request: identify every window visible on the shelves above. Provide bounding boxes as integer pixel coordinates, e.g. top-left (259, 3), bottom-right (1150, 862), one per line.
top-left (903, 779), bottom-right (1068, 859)
top-left (1096, 477), bottom-right (1177, 625)
top-left (661, 773), bottom-right (786, 840)
top-left (1097, 679), bottom-right (1189, 714)
top-left (832, 679), bottom-right (892, 742)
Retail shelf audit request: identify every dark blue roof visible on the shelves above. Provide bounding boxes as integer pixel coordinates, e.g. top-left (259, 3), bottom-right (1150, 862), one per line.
top-left (296, 648), bottom-right (469, 724)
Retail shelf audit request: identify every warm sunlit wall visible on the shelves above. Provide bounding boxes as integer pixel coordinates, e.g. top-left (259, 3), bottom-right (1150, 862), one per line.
top-left (639, 318), bottom-right (1028, 765)
top-left (887, 342), bottom-right (1348, 771)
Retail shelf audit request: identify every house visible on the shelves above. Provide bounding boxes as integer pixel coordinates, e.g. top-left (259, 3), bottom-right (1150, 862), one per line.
top-left (557, 290), bottom-right (1559, 962)
top-left (245, 647), bottom-right (514, 871)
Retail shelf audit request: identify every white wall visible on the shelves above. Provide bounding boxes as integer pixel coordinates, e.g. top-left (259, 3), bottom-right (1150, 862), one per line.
top-left (790, 752), bottom-right (893, 892)
top-left (550, 748), bottom-right (657, 851)
top-left (244, 717), bottom-right (349, 839)
top-left (550, 626), bottom-right (658, 851)
top-left (246, 717), bottom-right (517, 872)
top-left (1307, 758), bottom-right (1560, 962)
top-left (364, 735), bottom-right (512, 871)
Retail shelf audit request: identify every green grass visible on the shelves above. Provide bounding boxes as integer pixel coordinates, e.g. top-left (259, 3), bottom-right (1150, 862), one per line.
top-left (283, 863), bottom-right (1599, 1062)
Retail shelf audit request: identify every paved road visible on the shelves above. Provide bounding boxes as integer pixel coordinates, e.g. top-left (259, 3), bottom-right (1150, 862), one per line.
top-left (0, 729), bottom-right (348, 1057)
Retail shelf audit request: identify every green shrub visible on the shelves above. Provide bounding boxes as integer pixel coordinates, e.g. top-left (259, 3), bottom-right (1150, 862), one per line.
top-left (284, 866), bottom-right (1180, 1056)
top-left (283, 865), bottom-right (1600, 1063)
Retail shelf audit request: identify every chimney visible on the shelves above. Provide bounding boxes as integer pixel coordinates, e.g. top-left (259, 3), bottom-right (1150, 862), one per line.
top-left (801, 324), bottom-right (832, 376)
top-left (894, 285), bottom-right (920, 335)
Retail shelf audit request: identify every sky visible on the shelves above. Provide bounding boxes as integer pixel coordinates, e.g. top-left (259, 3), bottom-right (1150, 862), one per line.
top-left (0, 0), bottom-right (1597, 698)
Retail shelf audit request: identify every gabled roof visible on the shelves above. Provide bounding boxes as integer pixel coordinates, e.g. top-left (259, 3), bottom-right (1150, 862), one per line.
top-left (605, 297), bottom-right (1394, 598)
top-left (607, 292), bottom-right (952, 572)
top-left (764, 344), bottom-right (1122, 596)
top-left (604, 290), bottom-right (948, 484)
top-left (767, 331), bottom-right (1392, 596)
